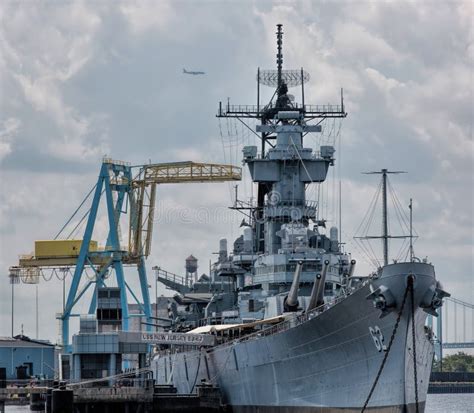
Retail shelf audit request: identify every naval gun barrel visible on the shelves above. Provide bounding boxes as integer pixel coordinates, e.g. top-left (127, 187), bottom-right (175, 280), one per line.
top-left (307, 260), bottom-right (329, 312)
top-left (285, 260), bottom-right (303, 311)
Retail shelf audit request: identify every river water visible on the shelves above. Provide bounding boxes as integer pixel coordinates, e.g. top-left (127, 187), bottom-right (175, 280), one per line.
top-left (425, 394), bottom-right (473, 412)
top-left (5, 394), bottom-right (474, 412)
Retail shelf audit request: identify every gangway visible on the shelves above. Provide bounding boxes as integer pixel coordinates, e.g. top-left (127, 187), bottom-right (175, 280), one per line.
top-left (152, 266), bottom-right (191, 295)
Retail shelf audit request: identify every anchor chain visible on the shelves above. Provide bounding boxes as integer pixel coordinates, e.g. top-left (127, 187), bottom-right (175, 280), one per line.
top-left (361, 277), bottom-right (413, 413)
top-left (410, 279), bottom-right (419, 413)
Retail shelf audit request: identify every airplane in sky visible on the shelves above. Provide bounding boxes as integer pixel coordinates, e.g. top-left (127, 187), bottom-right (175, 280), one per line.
top-left (183, 68), bottom-right (206, 75)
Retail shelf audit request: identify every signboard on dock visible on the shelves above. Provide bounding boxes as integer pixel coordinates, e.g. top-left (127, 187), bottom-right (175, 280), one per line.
top-left (140, 332), bottom-right (215, 347)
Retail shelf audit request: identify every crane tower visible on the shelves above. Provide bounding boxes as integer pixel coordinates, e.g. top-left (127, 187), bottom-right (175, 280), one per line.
top-left (10, 158), bottom-right (241, 348)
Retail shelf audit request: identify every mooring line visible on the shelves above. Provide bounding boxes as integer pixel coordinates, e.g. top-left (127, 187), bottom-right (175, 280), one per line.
top-left (361, 277), bottom-right (412, 412)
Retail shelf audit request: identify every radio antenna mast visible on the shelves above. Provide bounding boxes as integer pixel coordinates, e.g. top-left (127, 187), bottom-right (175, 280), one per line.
top-left (358, 169), bottom-right (407, 266)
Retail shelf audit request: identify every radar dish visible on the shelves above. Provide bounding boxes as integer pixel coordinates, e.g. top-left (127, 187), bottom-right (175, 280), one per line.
top-left (258, 69), bottom-right (310, 88)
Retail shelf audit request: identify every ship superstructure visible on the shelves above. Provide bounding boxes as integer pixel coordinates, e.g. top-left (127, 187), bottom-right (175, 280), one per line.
top-left (158, 24), bottom-right (353, 328)
top-left (153, 25), bottom-right (448, 412)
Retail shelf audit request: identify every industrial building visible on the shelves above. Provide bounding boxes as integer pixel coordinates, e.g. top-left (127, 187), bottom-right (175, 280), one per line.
top-left (67, 287), bottom-right (148, 383)
top-left (0, 335), bottom-right (56, 380)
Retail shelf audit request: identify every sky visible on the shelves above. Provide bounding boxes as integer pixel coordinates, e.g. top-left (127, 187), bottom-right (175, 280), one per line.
top-left (0, 0), bottom-right (472, 344)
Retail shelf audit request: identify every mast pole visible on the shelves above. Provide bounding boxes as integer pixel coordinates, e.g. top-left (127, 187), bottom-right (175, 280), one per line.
top-left (36, 284), bottom-right (39, 338)
top-left (409, 198), bottom-right (414, 262)
top-left (382, 169), bottom-right (388, 266)
top-left (358, 169), bottom-right (407, 266)
top-left (276, 24), bottom-right (283, 91)
top-left (257, 67), bottom-right (260, 117)
top-left (11, 281), bottom-right (14, 337)
top-left (301, 67), bottom-right (305, 110)
top-left (339, 181), bottom-right (342, 246)
top-left (234, 185), bottom-right (238, 208)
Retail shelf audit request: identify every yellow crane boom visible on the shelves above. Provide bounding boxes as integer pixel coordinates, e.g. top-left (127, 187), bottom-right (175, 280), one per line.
top-left (140, 161), bottom-right (241, 185)
top-left (13, 160), bottom-right (242, 268)
top-left (129, 161), bottom-right (241, 258)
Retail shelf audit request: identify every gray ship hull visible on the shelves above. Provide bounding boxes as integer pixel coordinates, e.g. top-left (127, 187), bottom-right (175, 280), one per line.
top-left (154, 281), bottom-right (434, 412)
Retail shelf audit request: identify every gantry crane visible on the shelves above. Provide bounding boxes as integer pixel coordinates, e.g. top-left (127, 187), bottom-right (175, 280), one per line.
top-left (9, 158), bottom-right (241, 348)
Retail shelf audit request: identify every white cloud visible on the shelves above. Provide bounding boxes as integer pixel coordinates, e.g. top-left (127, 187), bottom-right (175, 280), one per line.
top-left (333, 21), bottom-right (403, 65)
top-left (0, 0), bottom-right (472, 341)
top-left (1, 1), bottom-right (109, 164)
top-left (365, 67), bottom-right (404, 96)
top-left (119, 0), bottom-right (176, 35)
top-left (0, 117), bottom-right (21, 161)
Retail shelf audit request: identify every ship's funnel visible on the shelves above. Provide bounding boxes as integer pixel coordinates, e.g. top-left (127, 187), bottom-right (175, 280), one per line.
top-left (285, 261), bottom-right (303, 311)
top-left (307, 260), bottom-right (329, 312)
top-left (219, 238), bottom-right (228, 262)
top-left (330, 226), bottom-right (339, 252)
top-left (243, 228), bottom-right (253, 253)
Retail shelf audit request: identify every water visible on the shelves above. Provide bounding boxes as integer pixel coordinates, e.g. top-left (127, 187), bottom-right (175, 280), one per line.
top-left (425, 394), bottom-right (474, 413)
top-left (4, 394), bottom-right (474, 412)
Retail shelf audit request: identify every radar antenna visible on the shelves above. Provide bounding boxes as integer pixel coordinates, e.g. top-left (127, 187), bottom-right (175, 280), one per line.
top-left (258, 24), bottom-right (310, 90)
top-left (218, 24), bottom-right (346, 123)
top-left (217, 24), bottom-right (347, 253)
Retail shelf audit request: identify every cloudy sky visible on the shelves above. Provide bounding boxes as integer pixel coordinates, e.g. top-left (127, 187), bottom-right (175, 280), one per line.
top-left (0, 0), bottom-right (472, 343)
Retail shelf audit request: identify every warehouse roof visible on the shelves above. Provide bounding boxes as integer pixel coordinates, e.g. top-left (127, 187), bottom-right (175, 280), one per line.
top-left (0, 335), bottom-right (55, 348)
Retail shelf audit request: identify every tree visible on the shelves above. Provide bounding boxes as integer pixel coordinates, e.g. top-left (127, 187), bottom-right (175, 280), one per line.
top-left (433, 352), bottom-right (474, 372)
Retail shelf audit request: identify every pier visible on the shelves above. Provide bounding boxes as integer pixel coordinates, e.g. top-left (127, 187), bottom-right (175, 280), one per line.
top-left (0, 382), bottom-right (224, 412)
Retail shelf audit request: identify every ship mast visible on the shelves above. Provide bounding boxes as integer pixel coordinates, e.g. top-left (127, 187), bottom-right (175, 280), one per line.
top-left (217, 24), bottom-right (347, 254)
top-left (409, 198), bottom-right (414, 262)
top-left (276, 24), bottom-right (283, 91)
top-left (357, 169), bottom-right (407, 266)
top-left (382, 169), bottom-right (388, 266)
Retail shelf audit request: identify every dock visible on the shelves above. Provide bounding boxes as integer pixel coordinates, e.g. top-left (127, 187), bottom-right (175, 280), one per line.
top-left (0, 383), bottom-right (224, 412)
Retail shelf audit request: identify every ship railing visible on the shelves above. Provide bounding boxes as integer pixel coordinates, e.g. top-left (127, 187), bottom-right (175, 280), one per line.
top-left (155, 284), bottom-right (369, 355)
top-left (264, 199), bottom-right (318, 208)
top-left (102, 157), bottom-right (131, 166)
top-left (152, 266), bottom-right (189, 288)
top-left (303, 104), bottom-right (344, 113)
top-left (215, 284), bottom-right (367, 348)
top-left (218, 103), bottom-right (344, 116)
top-left (69, 370), bottom-right (154, 388)
top-left (159, 294), bottom-right (351, 355)
top-left (222, 104), bottom-right (261, 114)
top-left (197, 316), bottom-right (224, 327)
top-left (221, 103), bottom-right (303, 114)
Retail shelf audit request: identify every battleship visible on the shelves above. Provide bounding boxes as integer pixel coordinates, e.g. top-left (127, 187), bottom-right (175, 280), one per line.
top-left (151, 25), bottom-right (449, 412)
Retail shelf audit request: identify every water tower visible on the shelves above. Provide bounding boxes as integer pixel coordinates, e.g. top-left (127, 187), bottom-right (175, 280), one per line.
top-left (185, 255), bottom-right (198, 286)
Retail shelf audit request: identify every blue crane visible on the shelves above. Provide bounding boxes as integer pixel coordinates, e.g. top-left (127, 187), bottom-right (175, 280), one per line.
top-left (10, 158), bottom-right (241, 349)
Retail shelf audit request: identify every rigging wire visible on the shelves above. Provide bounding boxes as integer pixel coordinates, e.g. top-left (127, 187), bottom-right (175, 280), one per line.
top-left (218, 118), bottom-right (235, 203)
top-left (355, 180), bottom-right (382, 236)
top-left (54, 184), bottom-right (97, 240)
top-left (344, 235), bottom-right (378, 269)
top-left (387, 179), bottom-right (418, 262)
top-left (353, 173), bottom-right (417, 267)
top-left (67, 208), bottom-right (91, 240)
top-left (353, 179), bottom-right (383, 268)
